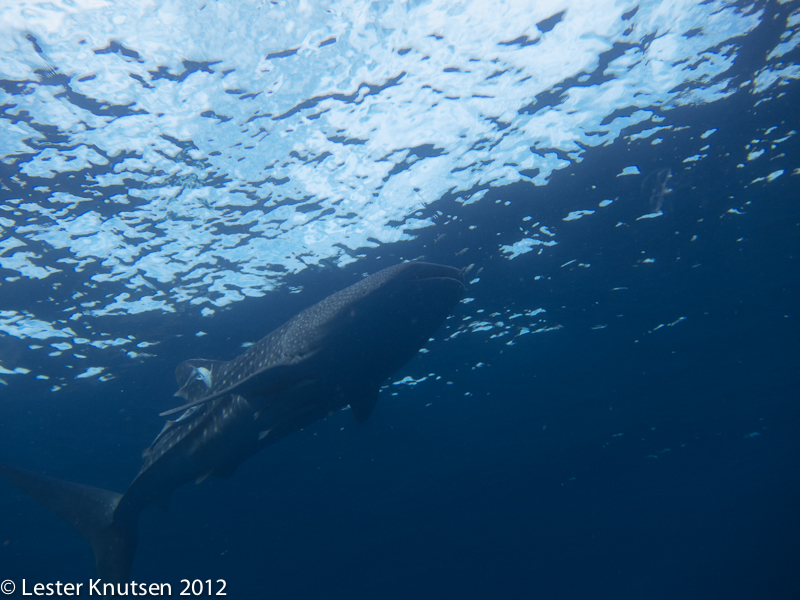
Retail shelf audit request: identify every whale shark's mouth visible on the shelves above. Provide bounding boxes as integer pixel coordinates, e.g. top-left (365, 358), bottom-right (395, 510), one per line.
top-left (398, 262), bottom-right (466, 288)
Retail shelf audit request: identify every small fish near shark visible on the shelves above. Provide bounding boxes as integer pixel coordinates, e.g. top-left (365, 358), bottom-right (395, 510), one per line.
top-left (0, 262), bottom-right (465, 583)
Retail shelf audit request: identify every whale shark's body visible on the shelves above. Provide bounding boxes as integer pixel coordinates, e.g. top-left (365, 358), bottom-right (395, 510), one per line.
top-left (1, 262), bottom-right (465, 582)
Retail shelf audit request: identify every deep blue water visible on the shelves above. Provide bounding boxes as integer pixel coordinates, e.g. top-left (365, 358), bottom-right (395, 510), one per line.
top-left (2, 1), bottom-right (800, 598)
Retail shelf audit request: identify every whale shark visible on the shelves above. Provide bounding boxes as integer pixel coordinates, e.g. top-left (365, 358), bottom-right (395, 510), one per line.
top-left (0, 262), bottom-right (465, 582)
top-left (166, 261), bottom-right (464, 421)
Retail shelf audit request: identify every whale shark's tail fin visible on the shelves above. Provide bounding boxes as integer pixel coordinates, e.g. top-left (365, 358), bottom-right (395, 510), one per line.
top-left (0, 464), bottom-right (137, 583)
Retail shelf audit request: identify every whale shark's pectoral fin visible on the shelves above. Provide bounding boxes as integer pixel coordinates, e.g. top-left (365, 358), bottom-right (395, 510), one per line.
top-left (349, 387), bottom-right (379, 424)
top-left (160, 396), bottom-right (212, 418)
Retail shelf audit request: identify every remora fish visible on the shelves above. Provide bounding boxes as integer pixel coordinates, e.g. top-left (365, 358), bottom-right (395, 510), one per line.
top-left (0, 262), bottom-right (464, 582)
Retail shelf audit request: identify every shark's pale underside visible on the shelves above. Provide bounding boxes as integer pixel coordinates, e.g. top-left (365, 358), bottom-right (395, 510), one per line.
top-left (0, 262), bottom-right (465, 583)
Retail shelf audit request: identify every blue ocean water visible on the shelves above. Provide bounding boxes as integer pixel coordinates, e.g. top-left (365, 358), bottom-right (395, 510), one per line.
top-left (1, 0), bottom-right (799, 598)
